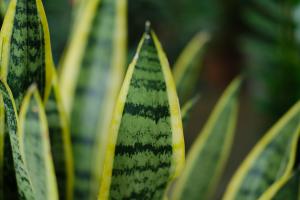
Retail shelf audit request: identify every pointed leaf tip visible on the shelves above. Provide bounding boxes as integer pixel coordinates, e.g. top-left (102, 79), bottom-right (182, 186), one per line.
top-left (145, 21), bottom-right (151, 35)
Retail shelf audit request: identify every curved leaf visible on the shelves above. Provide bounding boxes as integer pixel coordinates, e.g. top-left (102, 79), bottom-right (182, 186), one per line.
top-left (173, 32), bottom-right (209, 104)
top-left (59, 0), bottom-right (127, 198)
top-left (259, 168), bottom-right (300, 200)
top-left (99, 25), bottom-right (185, 199)
top-left (45, 74), bottom-right (73, 200)
top-left (18, 85), bottom-right (58, 200)
top-left (0, 0), bottom-right (54, 110)
top-left (173, 77), bottom-right (240, 200)
top-left (181, 94), bottom-right (200, 127)
top-left (223, 101), bottom-right (300, 200)
top-left (0, 80), bottom-right (34, 199)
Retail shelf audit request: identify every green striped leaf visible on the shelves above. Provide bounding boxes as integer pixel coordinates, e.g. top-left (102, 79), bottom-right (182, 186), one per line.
top-left (0, 0), bottom-right (54, 110)
top-left (44, 74), bottom-right (73, 200)
top-left (173, 32), bottom-right (209, 104)
top-left (181, 94), bottom-right (200, 127)
top-left (223, 101), bottom-right (300, 200)
top-left (259, 169), bottom-right (300, 200)
top-left (18, 85), bottom-right (58, 199)
top-left (59, 0), bottom-right (127, 198)
top-left (173, 77), bottom-right (240, 200)
top-left (99, 24), bottom-right (185, 200)
top-left (0, 80), bottom-right (34, 199)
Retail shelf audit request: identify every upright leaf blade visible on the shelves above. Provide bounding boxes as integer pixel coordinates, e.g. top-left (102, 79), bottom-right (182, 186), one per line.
top-left (181, 94), bottom-right (200, 127)
top-left (0, 95), bottom-right (4, 198)
top-left (59, 0), bottom-right (127, 198)
top-left (45, 74), bottom-right (73, 200)
top-left (18, 86), bottom-right (58, 200)
top-left (0, 80), bottom-right (34, 199)
top-left (223, 101), bottom-right (300, 200)
top-left (173, 77), bottom-right (240, 200)
top-left (99, 25), bottom-right (185, 200)
top-left (173, 32), bottom-right (209, 104)
top-left (0, 0), bottom-right (54, 109)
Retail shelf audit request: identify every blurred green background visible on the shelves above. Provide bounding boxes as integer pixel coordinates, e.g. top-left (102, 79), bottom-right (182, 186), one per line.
top-left (3, 0), bottom-right (299, 198)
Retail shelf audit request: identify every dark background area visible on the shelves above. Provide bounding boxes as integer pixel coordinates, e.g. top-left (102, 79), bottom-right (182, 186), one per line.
top-left (2, 0), bottom-right (297, 198)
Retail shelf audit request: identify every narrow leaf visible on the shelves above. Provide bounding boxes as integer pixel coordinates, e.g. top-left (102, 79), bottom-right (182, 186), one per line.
top-left (173, 32), bottom-right (209, 104)
top-left (99, 24), bottom-right (185, 200)
top-left (181, 94), bottom-right (200, 127)
top-left (0, 80), bottom-right (34, 199)
top-left (0, 95), bottom-right (4, 198)
top-left (173, 77), bottom-right (240, 200)
top-left (223, 101), bottom-right (300, 200)
top-left (0, 0), bottom-right (54, 110)
top-left (45, 74), bottom-right (73, 200)
top-left (18, 85), bottom-right (58, 200)
top-left (259, 169), bottom-right (300, 200)
top-left (59, 0), bottom-right (127, 198)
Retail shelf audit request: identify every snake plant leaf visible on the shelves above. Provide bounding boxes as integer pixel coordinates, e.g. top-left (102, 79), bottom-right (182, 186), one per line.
top-left (44, 74), bottom-right (73, 200)
top-left (173, 32), bottom-right (209, 104)
top-left (258, 169), bottom-right (300, 200)
top-left (181, 94), bottom-right (200, 127)
top-left (0, 95), bottom-right (4, 198)
top-left (59, 0), bottom-right (127, 198)
top-left (0, 80), bottom-right (34, 199)
top-left (223, 101), bottom-right (300, 200)
top-left (173, 77), bottom-right (240, 200)
top-left (18, 85), bottom-right (58, 200)
top-left (99, 24), bottom-right (185, 200)
top-left (0, 0), bottom-right (54, 110)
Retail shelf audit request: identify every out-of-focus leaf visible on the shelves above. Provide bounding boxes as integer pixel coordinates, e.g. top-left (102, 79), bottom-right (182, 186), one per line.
top-left (18, 86), bottom-right (58, 200)
top-left (259, 169), bottom-right (300, 200)
top-left (173, 77), bottom-right (240, 200)
top-left (173, 32), bottom-right (209, 104)
top-left (59, 0), bottom-right (127, 198)
top-left (0, 0), bottom-right (54, 110)
top-left (45, 74), bottom-right (73, 200)
top-left (0, 95), bottom-right (4, 198)
top-left (0, 80), bottom-right (34, 199)
top-left (42, 0), bottom-right (72, 64)
top-left (223, 101), bottom-right (300, 200)
top-left (181, 94), bottom-right (200, 127)
top-left (99, 25), bottom-right (185, 199)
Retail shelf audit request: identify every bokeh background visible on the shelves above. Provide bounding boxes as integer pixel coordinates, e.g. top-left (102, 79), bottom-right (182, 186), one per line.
top-left (11, 0), bottom-right (300, 199)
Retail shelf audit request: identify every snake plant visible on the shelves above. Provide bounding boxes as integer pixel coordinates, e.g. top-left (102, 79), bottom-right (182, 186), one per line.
top-left (0, 0), bottom-right (299, 200)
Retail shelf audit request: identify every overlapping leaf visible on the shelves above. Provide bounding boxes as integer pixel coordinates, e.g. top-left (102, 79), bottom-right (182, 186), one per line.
top-left (99, 25), bottom-right (185, 199)
top-left (181, 94), bottom-right (200, 127)
top-left (173, 32), bottom-right (209, 104)
top-left (259, 169), bottom-right (300, 200)
top-left (59, 0), bottom-right (127, 198)
top-left (45, 74), bottom-right (73, 200)
top-left (0, 95), bottom-right (4, 199)
top-left (173, 77), bottom-right (240, 200)
top-left (18, 86), bottom-right (58, 200)
top-left (0, 0), bottom-right (54, 110)
top-left (223, 101), bottom-right (300, 200)
top-left (0, 80), bottom-right (34, 199)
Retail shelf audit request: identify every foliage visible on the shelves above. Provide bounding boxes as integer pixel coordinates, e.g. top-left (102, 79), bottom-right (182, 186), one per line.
top-left (0, 0), bottom-right (299, 200)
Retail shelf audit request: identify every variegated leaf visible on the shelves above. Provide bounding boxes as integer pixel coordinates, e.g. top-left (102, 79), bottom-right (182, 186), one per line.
top-left (223, 101), bottom-right (300, 200)
top-left (0, 80), bottom-right (34, 199)
top-left (59, 0), bottom-right (127, 198)
top-left (18, 85), bottom-right (58, 199)
top-left (99, 24), bottom-right (185, 200)
top-left (173, 77), bottom-right (240, 200)
top-left (173, 32), bottom-right (209, 104)
top-left (45, 74), bottom-right (73, 200)
top-left (0, 0), bottom-right (54, 110)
